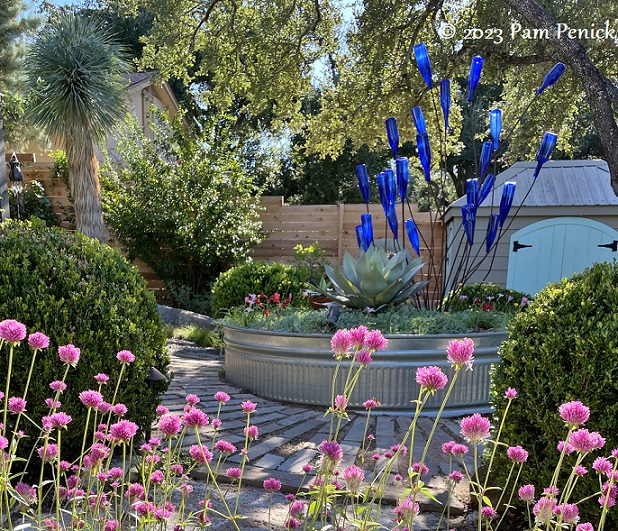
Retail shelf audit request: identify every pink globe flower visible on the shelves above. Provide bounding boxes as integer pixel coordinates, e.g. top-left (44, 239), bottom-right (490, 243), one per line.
top-left (576, 524), bottom-right (594, 531)
top-left (244, 425), bottom-right (259, 439)
top-left (348, 326), bottom-right (368, 348)
top-left (263, 478), bottom-right (282, 493)
top-left (533, 497), bottom-right (557, 524)
top-left (334, 394), bottom-right (348, 412)
top-left (49, 381), bottom-right (67, 392)
top-left (104, 521), bottom-right (120, 531)
top-left (225, 467), bottom-right (242, 480)
top-left (450, 471), bottom-right (464, 483)
top-left (355, 349), bottom-right (372, 366)
top-left (481, 506), bottom-right (497, 519)
top-left (214, 391), bottom-right (230, 403)
top-left (363, 398), bottom-right (380, 409)
top-left (518, 484), bottom-right (535, 502)
top-left (181, 408), bottom-right (209, 428)
top-left (155, 405), bottom-right (169, 416)
top-left (0, 436), bottom-right (7, 450)
top-left (241, 400), bottom-right (257, 413)
top-left (574, 465), bottom-right (588, 476)
top-left (569, 429), bottom-right (606, 454)
top-left (0, 319), bottom-right (27, 344)
top-left (592, 457), bottom-right (613, 475)
top-left (158, 415), bottom-right (182, 437)
top-left (460, 413), bottom-right (491, 443)
top-left (505, 387), bottom-right (518, 399)
top-left (363, 330), bottom-right (388, 351)
top-left (28, 332), bottom-right (49, 349)
top-left (559, 401), bottom-right (590, 428)
top-left (415, 366), bottom-right (448, 392)
top-left (506, 445), bottom-right (529, 463)
top-left (8, 397), bottom-right (26, 414)
top-left (558, 440), bottom-right (575, 455)
top-left (451, 443), bottom-right (469, 457)
top-left (331, 329), bottom-right (352, 357)
top-left (38, 443), bottom-right (59, 461)
top-left (79, 390), bottom-right (103, 408)
top-left (42, 412), bottom-right (72, 430)
top-left (94, 373), bottom-right (109, 383)
top-left (343, 464), bottom-right (364, 493)
top-left (186, 394), bottom-right (200, 406)
top-left (319, 440), bottom-right (343, 463)
top-left (214, 440), bottom-right (236, 454)
top-left (116, 350), bottom-right (135, 364)
top-left (446, 338), bottom-right (475, 370)
top-left (111, 404), bottom-right (128, 416)
top-left (394, 496), bottom-right (419, 522)
top-left (58, 344), bottom-right (80, 366)
top-left (109, 420), bottom-right (139, 442)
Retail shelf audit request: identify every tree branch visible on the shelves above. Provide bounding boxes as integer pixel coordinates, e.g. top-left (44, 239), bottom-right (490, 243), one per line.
top-left (501, 0), bottom-right (618, 195)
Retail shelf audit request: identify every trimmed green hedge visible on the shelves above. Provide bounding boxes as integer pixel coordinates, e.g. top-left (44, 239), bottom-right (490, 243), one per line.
top-left (0, 220), bottom-right (169, 460)
top-left (491, 262), bottom-right (618, 525)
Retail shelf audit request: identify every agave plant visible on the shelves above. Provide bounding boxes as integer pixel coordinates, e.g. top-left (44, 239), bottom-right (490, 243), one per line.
top-left (309, 246), bottom-right (427, 311)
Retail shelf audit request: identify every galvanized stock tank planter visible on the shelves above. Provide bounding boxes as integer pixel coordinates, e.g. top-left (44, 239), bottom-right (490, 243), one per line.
top-left (223, 325), bottom-right (506, 416)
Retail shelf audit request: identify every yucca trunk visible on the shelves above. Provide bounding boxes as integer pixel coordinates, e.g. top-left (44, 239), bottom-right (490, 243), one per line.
top-left (66, 136), bottom-right (106, 243)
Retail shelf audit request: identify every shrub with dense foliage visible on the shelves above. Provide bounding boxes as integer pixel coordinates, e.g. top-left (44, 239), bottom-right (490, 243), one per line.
top-left (8, 180), bottom-right (60, 226)
top-left (101, 112), bottom-right (266, 301)
top-left (491, 262), bottom-right (618, 525)
top-left (445, 282), bottom-right (531, 312)
top-left (211, 261), bottom-right (312, 317)
top-left (0, 220), bottom-right (169, 460)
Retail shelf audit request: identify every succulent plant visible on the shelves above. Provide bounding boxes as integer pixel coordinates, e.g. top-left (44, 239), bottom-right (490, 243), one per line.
top-left (309, 246), bottom-right (427, 311)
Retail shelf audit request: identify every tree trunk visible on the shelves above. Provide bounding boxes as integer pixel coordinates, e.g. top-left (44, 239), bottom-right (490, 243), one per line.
top-left (501, 0), bottom-right (618, 196)
top-left (67, 136), bottom-right (107, 243)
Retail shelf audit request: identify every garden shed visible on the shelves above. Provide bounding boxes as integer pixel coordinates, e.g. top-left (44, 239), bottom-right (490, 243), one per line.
top-left (444, 159), bottom-right (618, 296)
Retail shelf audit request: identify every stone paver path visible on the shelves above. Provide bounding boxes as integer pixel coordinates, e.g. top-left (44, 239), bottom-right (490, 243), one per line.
top-left (162, 340), bottom-right (473, 515)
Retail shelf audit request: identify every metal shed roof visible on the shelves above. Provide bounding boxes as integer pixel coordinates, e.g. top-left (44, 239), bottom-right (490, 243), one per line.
top-left (447, 159), bottom-right (617, 216)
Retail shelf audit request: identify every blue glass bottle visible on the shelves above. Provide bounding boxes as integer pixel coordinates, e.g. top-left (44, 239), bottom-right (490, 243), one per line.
top-left (532, 132), bottom-right (558, 178)
top-left (385, 117), bottom-right (399, 158)
top-left (486, 213), bottom-right (500, 253)
top-left (411, 106), bottom-right (427, 135)
top-left (405, 218), bottom-right (420, 255)
top-left (440, 79), bottom-right (451, 131)
top-left (489, 110), bottom-right (502, 151)
top-left (479, 141), bottom-right (493, 180)
top-left (356, 164), bottom-right (370, 204)
top-left (417, 133), bottom-right (431, 182)
top-left (537, 63), bottom-right (566, 94)
top-left (467, 56), bottom-right (484, 102)
top-left (396, 157), bottom-right (409, 203)
top-left (413, 43), bottom-right (433, 90)
top-left (361, 213), bottom-right (374, 248)
top-left (461, 204), bottom-right (476, 246)
top-left (478, 173), bottom-right (495, 206)
top-left (499, 182), bottom-right (516, 227)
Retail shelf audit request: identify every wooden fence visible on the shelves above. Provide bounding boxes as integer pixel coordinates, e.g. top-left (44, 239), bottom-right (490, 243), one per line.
top-left (9, 155), bottom-right (443, 303)
top-left (255, 196), bottom-right (443, 265)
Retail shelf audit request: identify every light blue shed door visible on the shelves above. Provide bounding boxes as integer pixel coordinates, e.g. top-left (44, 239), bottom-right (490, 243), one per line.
top-left (506, 217), bottom-right (618, 295)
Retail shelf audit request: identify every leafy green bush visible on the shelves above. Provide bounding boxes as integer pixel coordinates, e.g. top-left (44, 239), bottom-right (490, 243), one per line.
top-left (8, 180), bottom-right (60, 226)
top-left (445, 282), bottom-right (531, 312)
top-left (101, 112), bottom-right (266, 297)
top-left (211, 261), bottom-right (311, 317)
top-left (491, 262), bottom-right (618, 525)
top-left (0, 220), bottom-right (169, 460)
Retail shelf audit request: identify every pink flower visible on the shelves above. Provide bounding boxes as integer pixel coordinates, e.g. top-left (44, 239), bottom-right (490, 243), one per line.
top-left (355, 349), bottom-right (372, 366)
top-left (412, 462), bottom-right (429, 476)
top-left (45, 398), bottom-right (61, 408)
top-left (576, 524), bottom-right (594, 531)
top-left (559, 401), bottom-right (590, 428)
top-left (215, 440), bottom-right (236, 454)
top-left (214, 391), bottom-right (230, 403)
top-left (446, 338), bottom-right (475, 370)
top-left (450, 471), bottom-right (464, 482)
top-left (348, 326), bottom-right (368, 348)
top-left (558, 440), bottom-right (575, 455)
top-left (186, 394), bottom-right (200, 405)
top-left (225, 467), bottom-right (242, 480)
top-left (125, 483), bottom-right (145, 500)
top-left (290, 500), bottom-right (306, 518)
top-left (155, 405), bottom-right (169, 416)
top-left (533, 497), bottom-right (557, 523)
top-left (111, 403), bottom-right (128, 416)
top-left (0, 319), bottom-right (26, 343)
top-left (49, 381), bottom-right (67, 392)
top-left (0, 436), bottom-right (7, 450)
top-left (593, 457), bottom-right (613, 474)
top-left (505, 387), bottom-right (518, 399)
top-left (159, 415), bottom-right (182, 437)
top-left (116, 350), bottom-right (135, 364)
top-left (104, 521), bottom-right (120, 531)
top-left (569, 429), bottom-right (606, 454)
top-left (363, 330), bottom-right (388, 351)
top-left (109, 420), bottom-right (139, 442)
top-left (442, 441), bottom-right (455, 455)
top-left (94, 373), bottom-right (109, 383)
top-left (451, 443), bottom-right (469, 457)
top-left (58, 344), bottom-right (80, 366)
top-left (331, 329), bottom-right (352, 357)
top-left (181, 408), bottom-right (209, 428)
top-left (559, 503), bottom-right (580, 525)
top-left (244, 425), bottom-right (259, 439)
top-left (343, 465), bottom-right (364, 493)
top-left (507, 445), bottom-right (529, 463)
top-left (481, 506), bottom-right (497, 519)
top-left (43, 412), bottom-right (72, 430)
top-left (15, 482), bottom-right (36, 505)
top-left (319, 440), bottom-right (343, 462)
top-left (263, 478), bottom-right (281, 492)
top-left (189, 445), bottom-right (213, 464)
top-left (38, 443), bottom-right (59, 461)
top-left (97, 401), bottom-right (111, 413)
top-left (415, 366), bottom-right (448, 392)
top-left (211, 418), bottom-right (222, 429)
top-left (334, 394), bottom-right (348, 411)
top-left (363, 399), bottom-right (380, 409)
top-left (8, 397), bottom-right (26, 414)
top-left (302, 464), bottom-right (313, 474)
top-left (574, 465), bottom-right (588, 476)
top-left (241, 400), bottom-right (257, 413)
top-left (28, 332), bottom-right (49, 349)
top-left (150, 470), bottom-right (165, 484)
top-left (394, 496), bottom-right (419, 522)
top-left (79, 390), bottom-right (103, 408)
top-left (460, 413), bottom-right (490, 443)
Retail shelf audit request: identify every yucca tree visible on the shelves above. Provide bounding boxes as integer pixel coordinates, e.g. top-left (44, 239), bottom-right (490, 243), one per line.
top-left (25, 15), bottom-right (129, 242)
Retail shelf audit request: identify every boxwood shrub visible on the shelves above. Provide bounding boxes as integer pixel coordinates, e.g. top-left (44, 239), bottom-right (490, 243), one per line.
top-left (211, 261), bottom-right (311, 317)
top-left (491, 262), bottom-right (618, 524)
top-left (0, 220), bottom-right (169, 460)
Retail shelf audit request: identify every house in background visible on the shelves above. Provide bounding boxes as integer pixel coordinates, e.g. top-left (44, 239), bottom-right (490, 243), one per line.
top-left (444, 159), bottom-right (618, 296)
